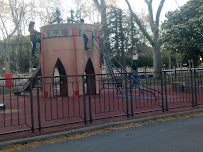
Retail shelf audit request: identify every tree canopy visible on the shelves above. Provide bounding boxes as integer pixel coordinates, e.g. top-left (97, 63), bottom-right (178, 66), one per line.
top-left (160, 0), bottom-right (203, 63)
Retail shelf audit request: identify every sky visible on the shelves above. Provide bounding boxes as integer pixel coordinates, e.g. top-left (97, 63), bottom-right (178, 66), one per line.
top-left (66, 0), bottom-right (190, 25)
top-left (0, 0), bottom-right (190, 37)
top-left (117, 0), bottom-right (189, 22)
top-left (34, 0), bottom-right (189, 29)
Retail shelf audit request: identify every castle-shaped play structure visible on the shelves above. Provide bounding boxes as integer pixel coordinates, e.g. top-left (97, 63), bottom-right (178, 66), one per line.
top-left (18, 23), bottom-right (102, 97)
top-left (41, 23), bottom-right (101, 97)
top-left (17, 22), bottom-right (160, 100)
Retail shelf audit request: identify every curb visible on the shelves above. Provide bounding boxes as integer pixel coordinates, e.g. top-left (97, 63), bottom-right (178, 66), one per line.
top-left (1, 108), bottom-right (203, 148)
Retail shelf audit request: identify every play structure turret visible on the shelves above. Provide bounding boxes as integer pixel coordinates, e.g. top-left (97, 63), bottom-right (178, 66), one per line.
top-left (40, 23), bottom-right (101, 97)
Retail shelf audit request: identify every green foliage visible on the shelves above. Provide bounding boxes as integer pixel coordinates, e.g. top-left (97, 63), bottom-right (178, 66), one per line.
top-left (75, 9), bottom-right (81, 21)
top-left (67, 9), bottom-right (81, 23)
top-left (160, 0), bottom-right (203, 65)
top-left (162, 55), bottom-right (177, 69)
top-left (136, 56), bottom-right (153, 68)
top-left (111, 55), bottom-right (153, 68)
top-left (111, 56), bottom-right (132, 68)
top-left (50, 8), bottom-right (63, 24)
top-left (107, 6), bottom-right (141, 67)
top-left (67, 9), bottom-right (76, 23)
top-left (111, 56), bottom-right (121, 68)
top-left (108, 7), bottom-right (126, 65)
top-left (0, 35), bottom-right (40, 74)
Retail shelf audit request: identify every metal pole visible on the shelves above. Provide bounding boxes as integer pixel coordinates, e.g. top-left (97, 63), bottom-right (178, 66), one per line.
top-left (189, 60), bottom-right (195, 107)
top-left (160, 71), bottom-right (165, 112)
top-left (125, 73), bottom-right (129, 117)
top-left (164, 71), bottom-right (168, 111)
top-left (73, 28), bottom-right (78, 93)
top-left (193, 62), bottom-right (198, 106)
top-left (37, 77), bottom-right (41, 131)
top-left (88, 76), bottom-right (92, 123)
top-left (82, 76), bottom-right (87, 124)
top-left (129, 73), bottom-right (133, 116)
top-left (29, 78), bottom-right (34, 132)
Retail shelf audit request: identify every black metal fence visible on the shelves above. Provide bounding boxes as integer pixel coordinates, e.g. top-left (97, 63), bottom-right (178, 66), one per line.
top-left (0, 68), bottom-right (203, 135)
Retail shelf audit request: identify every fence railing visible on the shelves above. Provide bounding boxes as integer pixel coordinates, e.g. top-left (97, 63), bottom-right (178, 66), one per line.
top-left (0, 69), bottom-right (202, 135)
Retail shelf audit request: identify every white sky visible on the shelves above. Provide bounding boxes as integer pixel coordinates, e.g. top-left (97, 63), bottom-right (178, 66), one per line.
top-left (35, 0), bottom-right (189, 27)
top-left (3, 0), bottom-right (190, 36)
top-left (117, 0), bottom-right (189, 22)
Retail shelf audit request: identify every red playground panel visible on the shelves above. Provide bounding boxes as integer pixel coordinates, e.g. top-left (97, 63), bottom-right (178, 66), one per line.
top-left (4, 73), bottom-right (14, 88)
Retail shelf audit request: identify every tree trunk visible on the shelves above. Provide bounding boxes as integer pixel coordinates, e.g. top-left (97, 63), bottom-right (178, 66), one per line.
top-left (119, 10), bottom-right (126, 69)
top-left (4, 44), bottom-right (11, 74)
top-left (93, 0), bottom-right (111, 75)
top-left (152, 42), bottom-right (162, 75)
top-left (4, 60), bottom-right (11, 74)
top-left (169, 56), bottom-right (171, 69)
top-left (15, 61), bottom-right (19, 74)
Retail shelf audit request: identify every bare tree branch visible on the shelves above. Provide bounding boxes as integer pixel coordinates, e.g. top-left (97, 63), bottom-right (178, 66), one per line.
top-left (125, 0), bottom-right (154, 46)
top-left (175, 0), bottom-right (181, 10)
top-left (93, 0), bottom-right (102, 14)
top-left (0, 0), bottom-right (26, 73)
top-left (6, 0), bottom-right (25, 40)
top-left (155, 0), bottom-right (165, 27)
top-left (0, 13), bottom-right (9, 38)
top-left (145, 0), bottom-right (155, 32)
top-left (100, 0), bottom-right (107, 8)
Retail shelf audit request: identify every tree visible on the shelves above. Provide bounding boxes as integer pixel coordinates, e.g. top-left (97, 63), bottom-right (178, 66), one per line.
top-left (109, 7), bottom-right (150, 68)
top-left (94, 3), bottom-right (153, 70)
top-left (93, 0), bottom-right (109, 47)
top-left (108, 7), bottom-right (127, 68)
top-left (50, 8), bottom-right (63, 24)
top-left (93, 0), bottom-right (114, 75)
top-left (0, 0), bottom-right (27, 73)
top-left (0, 0), bottom-right (65, 74)
top-left (72, 0), bottom-right (97, 23)
top-left (35, 0), bottom-right (63, 25)
top-left (0, 35), bottom-right (34, 74)
top-left (125, 0), bottom-right (165, 74)
top-left (67, 9), bottom-right (76, 23)
top-left (160, 0), bottom-right (203, 66)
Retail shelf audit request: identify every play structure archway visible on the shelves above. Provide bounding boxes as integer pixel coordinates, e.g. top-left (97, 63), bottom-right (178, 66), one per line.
top-left (53, 58), bottom-right (68, 96)
top-left (85, 58), bottom-right (96, 95)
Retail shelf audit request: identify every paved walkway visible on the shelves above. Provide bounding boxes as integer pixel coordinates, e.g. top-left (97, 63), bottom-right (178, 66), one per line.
top-left (17, 115), bottom-right (203, 152)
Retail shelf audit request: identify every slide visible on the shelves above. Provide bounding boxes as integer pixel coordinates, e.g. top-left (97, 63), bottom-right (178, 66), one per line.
top-left (15, 64), bottom-right (41, 94)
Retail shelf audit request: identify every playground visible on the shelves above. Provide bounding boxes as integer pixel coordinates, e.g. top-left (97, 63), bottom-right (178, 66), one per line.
top-left (0, 22), bottom-right (203, 137)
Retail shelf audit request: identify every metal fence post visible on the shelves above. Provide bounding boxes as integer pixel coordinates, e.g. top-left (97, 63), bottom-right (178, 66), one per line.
top-left (29, 77), bottom-right (35, 132)
top-left (160, 71), bottom-right (165, 112)
top-left (82, 76), bottom-right (87, 124)
top-left (37, 77), bottom-right (41, 131)
top-left (129, 73), bottom-right (133, 116)
top-left (189, 60), bottom-right (195, 107)
top-left (193, 66), bottom-right (198, 106)
top-left (164, 71), bottom-right (168, 111)
top-left (125, 73), bottom-right (129, 117)
top-left (88, 76), bottom-right (92, 123)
